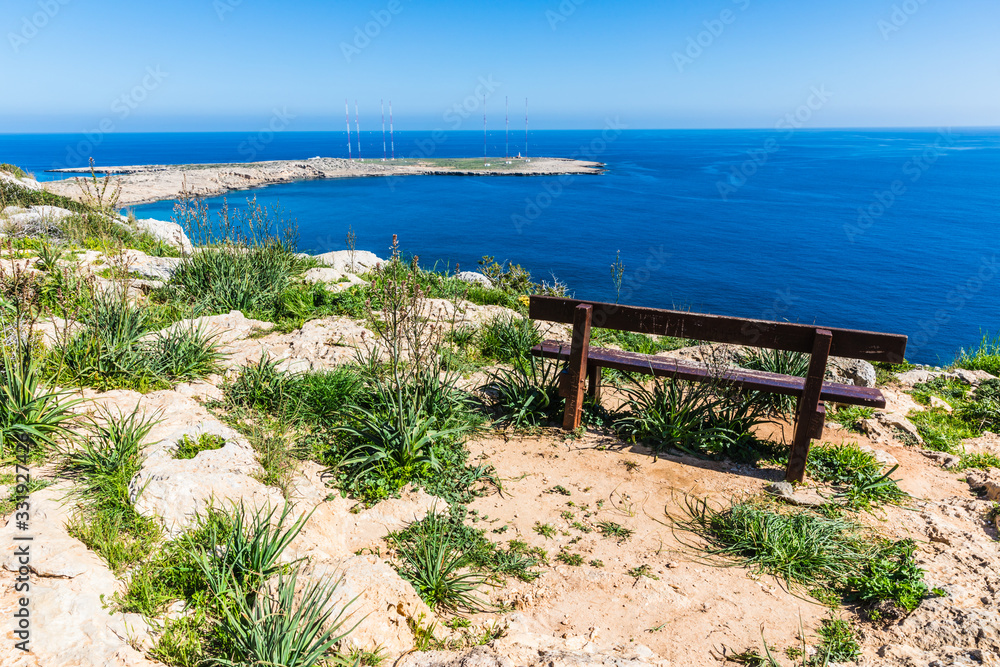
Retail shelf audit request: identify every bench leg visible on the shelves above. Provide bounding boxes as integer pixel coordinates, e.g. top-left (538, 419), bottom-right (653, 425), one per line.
top-left (587, 363), bottom-right (602, 401)
top-left (785, 329), bottom-right (833, 483)
top-left (562, 304), bottom-right (593, 431)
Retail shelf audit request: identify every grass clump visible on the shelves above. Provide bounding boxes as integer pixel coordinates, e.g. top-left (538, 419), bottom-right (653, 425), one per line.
top-left (484, 356), bottom-right (563, 430)
top-left (59, 407), bottom-right (162, 571)
top-left (806, 443), bottom-right (907, 510)
top-left (908, 409), bottom-right (977, 453)
top-left (51, 291), bottom-right (223, 391)
top-left (954, 332), bottom-right (1000, 376)
top-left (1, 346), bottom-right (80, 461)
top-left (477, 314), bottom-right (540, 364)
top-left (596, 520), bottom-right (633, 543)
top-left (815, 617), bottom-right (860, 662)
top-left (736, 348), bottom-right (809, 415)
top-left (671, 498), bottom-right (937, 615)
top-left (827, 406), bottom-right (875, 433)
top-left (174, 432), bottom-right (226, 460)
top-left (955, 452), bottom-right (1000, 470)
top-left (388, 512), bottom-right (492, 614)
top-left (615, 377), bottom-right (772, 464)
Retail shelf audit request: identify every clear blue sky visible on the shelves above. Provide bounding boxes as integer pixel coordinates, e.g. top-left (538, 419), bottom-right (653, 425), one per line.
top-left (1, 0), bottom-right (997, 132)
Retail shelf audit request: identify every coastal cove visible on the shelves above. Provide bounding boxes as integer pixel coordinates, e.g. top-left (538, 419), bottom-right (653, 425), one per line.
top-left (6, 128), bottom-right (999, 365)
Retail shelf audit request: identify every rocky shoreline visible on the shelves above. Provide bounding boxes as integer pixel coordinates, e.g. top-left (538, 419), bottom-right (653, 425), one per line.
top-left (43, 156), bottom-right (605, 207)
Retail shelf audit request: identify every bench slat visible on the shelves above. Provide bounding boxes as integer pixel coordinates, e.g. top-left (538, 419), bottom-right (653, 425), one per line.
top-left (531, 341), bottom-right (886, 408)
top-left (529, 296), bottom-right (907, 363)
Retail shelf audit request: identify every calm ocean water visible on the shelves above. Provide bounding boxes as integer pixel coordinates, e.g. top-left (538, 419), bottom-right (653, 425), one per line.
top-left (2, 129), bottom-right (998, 365)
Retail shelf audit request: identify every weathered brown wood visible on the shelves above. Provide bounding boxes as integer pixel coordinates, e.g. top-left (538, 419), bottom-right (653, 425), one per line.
top-left (810, 404), bottom-right (827, 440)
top-left (529, 296), bottom-right (907, 362)
top-left (532, 341), bottom-right (885, 408)
top-left (785, 329), bottom-right (833, 483)
top-left (587, 363), bottom-right (602, 401)
top-left (562, 305), bottom-right (593, 430)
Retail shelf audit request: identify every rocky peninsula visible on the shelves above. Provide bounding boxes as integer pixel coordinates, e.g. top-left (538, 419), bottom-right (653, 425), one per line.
top-left (44, 156), bottom-right (605, 207)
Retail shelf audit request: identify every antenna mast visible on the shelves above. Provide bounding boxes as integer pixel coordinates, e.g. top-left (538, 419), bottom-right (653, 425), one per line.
top-left (483, 95), bottom-right (487, 165)
top-left (389, 100), bottom-right (395, 160)
top-left (505, 96), bottom-right (509, 158)
top-left (525, 98), bottom-right (528, 159)
top-left (355, 100), bottom-right (361, 160)
top-left (345, 99), bottom-right (352, 160)
top-left (381, 99), bottom-right (387, 160)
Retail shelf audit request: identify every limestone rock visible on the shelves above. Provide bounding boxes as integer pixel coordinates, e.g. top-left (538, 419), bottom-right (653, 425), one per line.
top-left (224, 316), bottom-right (373, 373)
top-left (1, 205), bottom-right (74, 235)
top-left (306, 555), bottom-right (435, 656)
top-left (930, 395), bottom-right (953, 412)
top-left (0, 170), bottom-right (43, 191)
top-left (0, 487), bottom-right (159, 667)
top-left (922, 450), bottom-right (962, 469)
top-left (455, 271), bottom-right (493, 288)
top-left (952, 368), bottom-right (998, 386)
top-left (287, 480), bottom-right (442, 562)
top-left (764, 481), bottom-right (826, 507)
top-left (858, 444), bottom-right (899, 466)
top-left (133, 217), bottom-right (193, 253)
top-left (896, 369), bottom-right (941, 386)
top-left (826, 357), bottom-right (877, 388)
top-left (119, 250), bottom-right (182, 281)
top-left (864, 412), bottom-right (923, 447)
top-left (893, 597), bottom-right (1000, 655)
top-left (964, 468), bottom-right (1000, 501)
top-left (313, 250), bottom-right (385, 274)
top-left (130, 421), bottom-right (285, 534)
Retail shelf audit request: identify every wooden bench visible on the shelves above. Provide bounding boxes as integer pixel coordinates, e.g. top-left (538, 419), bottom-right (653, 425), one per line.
top-left (528, 296), bottom-right (907, 483)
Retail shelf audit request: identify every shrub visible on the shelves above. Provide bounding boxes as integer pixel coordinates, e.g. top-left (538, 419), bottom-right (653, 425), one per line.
top-left (615, 377), bottom-right (771, 463)
top-left (484, 357), bottom-right (563, 429)
top-left (0, 163), bottom-right (27, 179)
top-left (389, 512), bottom-right (492, 614)
top-left (1, 346), bottom-right (79, 460)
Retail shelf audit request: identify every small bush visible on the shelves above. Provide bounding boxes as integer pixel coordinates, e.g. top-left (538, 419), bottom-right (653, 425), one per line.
top-left (615, 377), bottom-right (771, 463)
top-left (484, 357), bottom-right (563, 429)
top-left (1, 346), bottom-right (80, 460)
top-left (389, 512), bottom-right (492, 613)
top-left (0, 163), bottom-right (27, 179)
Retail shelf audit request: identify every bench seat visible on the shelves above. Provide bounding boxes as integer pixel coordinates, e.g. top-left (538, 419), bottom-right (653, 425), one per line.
top-left (531, 340), bottom-right (886, 409)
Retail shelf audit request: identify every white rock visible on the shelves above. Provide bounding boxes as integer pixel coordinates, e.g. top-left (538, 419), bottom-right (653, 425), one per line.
top-left (929, 395), bottom-right (953, 412)
top-left (826, 357), bottom-right (877, 388)
top-left (455, 271), bottom-right (493, 288)
top-left (130, 421), bottom-right (285, 535)
top-left (313, 250), bottom-right (385, 274)
top-left (133, 217), bottom-right (193, 253)
top-left (2, 205), bottom-right (75, 230)
top-left (0, 486), bottom-right (158, 667)
top-left (896, 369), bottom-right (941, 386)
top-left (0, 170), bottom-right (43, 190)
top-left (306, 555), bottom-right (435, 656)
top-left (951, 368), bottom-right (998, 385)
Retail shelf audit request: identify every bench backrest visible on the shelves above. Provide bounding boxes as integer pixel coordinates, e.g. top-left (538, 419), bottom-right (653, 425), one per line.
top-left (528, 295), bottom-right (907, 363)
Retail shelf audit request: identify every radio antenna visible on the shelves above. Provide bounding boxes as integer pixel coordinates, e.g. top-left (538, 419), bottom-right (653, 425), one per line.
top-left (355, 100), bottom-right (361, 160)
top-left (345, 99), bottom-right (352, 160)
top-left (381, 99), bottom-right (387, 160)
top-left (389, 100), bottom-right (395, 160)
top-left (505, 96), bottom-right (509, 158)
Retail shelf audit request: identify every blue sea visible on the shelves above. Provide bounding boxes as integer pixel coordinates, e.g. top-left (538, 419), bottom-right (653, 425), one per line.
top-left (2, 128), bottom-right (998, 366)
